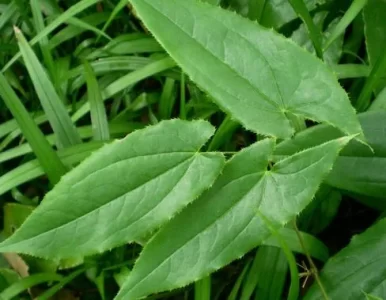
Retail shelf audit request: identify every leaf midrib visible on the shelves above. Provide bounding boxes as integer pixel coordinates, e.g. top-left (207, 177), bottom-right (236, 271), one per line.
top-left (1, 152), bottom-right (199, 250)
top-left (123, 170), bottom-right (268, 296)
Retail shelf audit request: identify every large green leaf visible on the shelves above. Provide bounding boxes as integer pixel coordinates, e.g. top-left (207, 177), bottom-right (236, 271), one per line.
top-left (129, 0), bottom-right (363, 140)
top-left (364, 0), bottom-right (386, 91)
top-left (305, 218), bottom-right (386, 299)
top-left (0, 120), bottom-right (225, 261)
top-left (275, 111), bottom-right (386, 199)
top-left (116, 137), bottom-right (350, 299)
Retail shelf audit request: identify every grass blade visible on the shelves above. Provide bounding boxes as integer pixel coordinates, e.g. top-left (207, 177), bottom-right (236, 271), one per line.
top-left (0, 273), bottom-right (62, 300)
top-left (159, 77), bottom-right (176, 119)
top-left (0, 141), bottom-right (104, 197)
top-left (227, 260), bottom-right (251, 300)
top-left (356, 50), bottom-right (386, 111)
top-left (15, 27), bottom-right (82, 148)
top-left (30, 0), bottom-right (56, 83)
top-left (36, 269), bottom-right (85, 300)
top-left (65, 17), bottom-right (111, 42)
top-left (0, 1), bottom-right (17, 32)
top-left (0, 72), bottom-right (67, 185)
top-left (288, 0), bottom-right (323, 59)
top-left (332, 64), bottom-right (370, 79)
top-left (207, 115), bottom-right (240, 151)
top-left (98, 0), bottom-right (127, 41)
top-left (2, 0), bottom-right (100, 72)
top-left (195, 276), bottom-right (211, 300)
top-left (49, 12), bottom-right (110, 49)
top-left (84, 60), bottom-right (110, 141)
top-left (240, 246), bottom-right (287, 300)
top-left (324, 0), bottom-right (368, 51)
top-left (0, 122), bottom-right (142, 164)
top-left (71, 56), bottom-right (176, 122)
top-left (257, 212), bottom-right (299, 300)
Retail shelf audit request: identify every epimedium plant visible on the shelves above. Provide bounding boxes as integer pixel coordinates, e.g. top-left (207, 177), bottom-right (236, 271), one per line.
top-left (0, 0), bottom-right (386, 299)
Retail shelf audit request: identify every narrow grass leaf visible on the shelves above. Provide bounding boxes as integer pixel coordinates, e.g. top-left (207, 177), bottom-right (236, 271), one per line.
top-left (194, 276), bottom-right (211, 300)
top-left (129, 0), bottom-right (364, 140)
top-left (305, 218), bottom-right (386, 299)
top-left (0, 141), bottom-right (104, 197)
top-left (356, 50), bottom-right (386, 111)
top-left (72, 56), bottom-right (176, 122)
top-left (262, 228), bottom-right (329, 262)
top-left (15, 27), bottom-right (82, 148)
top-left (332, 64), bottom-right (370, 79)
top-left (159, 77), bottom-right (176, 119)
top-left (49, 12), bottom-right (110, 49)
top-left (288, 0), bottom-right (323, 58)
top-left (30, 0), bottom-right (56, 83)
top-left (324, 0), bottom-right (368, 51)
top-left (0, 122), bottom-right (141, 164)
top-left (0, 1), bottom-right (17, 32)
top-left (364, 0), bottom-right (386, 91)
top-left (0, 72), bottom-right (67, 185)
top-left (0, 120), bottom-right (225, 261)
top-left (2, 0), bottom-right (100, 72)
top-left (84, 61), bottom-right (110, 141)
top-left (228, 260), bottom-right (251, 300)
top-left (35, 268), bottom-right (85, 300)
top-left (0, 273), bottom-right (62, 300)
top-left (98, 0), bottom-right (127, 40)
top-left (241, 246), bottom-right (287, 300)
top-left (116, 136), bottom-right (350, 299)
top-left (65, 17), bottom-right (111, 42)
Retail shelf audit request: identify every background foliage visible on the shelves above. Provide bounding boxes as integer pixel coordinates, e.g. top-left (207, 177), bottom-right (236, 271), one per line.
top-left (0, 0), bottom-right (385, 299)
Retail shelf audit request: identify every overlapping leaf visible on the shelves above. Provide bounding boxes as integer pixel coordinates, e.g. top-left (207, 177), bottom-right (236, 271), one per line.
top-left (276, 111), bottom-right (386, 198)
top-left (129, 0), bottom-right (363, 140)
top-left (305, 218), bottom-right (386, 299)
top-left (364, 0), bottom-right (386, 91)
top-left (0, 120), bottom-right (225, 261)
top-left (116, 136), bottom-right (350, 299)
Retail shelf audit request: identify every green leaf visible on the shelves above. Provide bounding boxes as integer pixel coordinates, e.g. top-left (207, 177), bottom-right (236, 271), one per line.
top-left (49, 12), bottom-right (111, 49)
top-left (0, 120), bottom-right (225, 261)
top-left (129, 0), bottom-right (363, 140)
top-left (15, 27), bottom-right (82, 148)
top-left (71, 56), bottom-right (176, 123)
top-left (276, 111), bottom-right (386, 198)
top-left (324, 0), bottom-right (367, 51)
top-left (2, 0), bottom-right (101, 72)
top-left (292, 12), bottom-right (343, 65)
top-left (83, 60), bottom-right (110, 141)
top-left (263, 228), bottom-right (329, 262)
top-left (364, 0), bottom-right (386, 92)
top-left (0, 1), bottom-right (17, 32)
top-left (305, 218), bottom-right (386, 299)
top-left (0, 273), bottom-right (62, 300)
top-left (241, 246), bottom-right (288, 300)
top-left (288, 0), bottom-right (323, 59)
top-left (0, 72), bottom-right (67, 185)
top-left (116, 136), bottom-right (350, 299)
top-left (298, 185), bottom-right (341, 234)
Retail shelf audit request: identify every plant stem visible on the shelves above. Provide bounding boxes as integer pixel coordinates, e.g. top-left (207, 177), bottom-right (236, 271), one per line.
top-left (293, 220), bottom-right (329, 300)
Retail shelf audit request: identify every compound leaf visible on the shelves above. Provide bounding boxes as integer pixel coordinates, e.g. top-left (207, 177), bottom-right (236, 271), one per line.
top-left (116, 136), bottom-right (350, 299)
top-left (129, 0), bottom-right (363, 140)
top-left (0, 120), bottom-right (225, 261)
